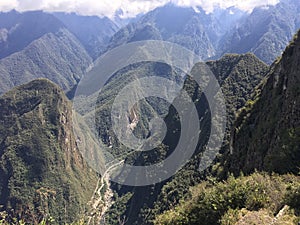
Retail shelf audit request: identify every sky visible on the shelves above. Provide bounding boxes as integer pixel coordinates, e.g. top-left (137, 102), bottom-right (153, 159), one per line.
top-left (0, 0), bottom-right (280, 18)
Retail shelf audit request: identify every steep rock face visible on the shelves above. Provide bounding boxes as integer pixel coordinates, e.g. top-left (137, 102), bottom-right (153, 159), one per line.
top-left (153, 33), bottom-right (300, 225)
top-left (230, 30), bottom-right (300, 174)
top-left (0, 79), bottom-right (97, 223)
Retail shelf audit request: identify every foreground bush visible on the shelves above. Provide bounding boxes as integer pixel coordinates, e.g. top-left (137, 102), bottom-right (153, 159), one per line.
top-left (155, 173), bottom-right (300, 225)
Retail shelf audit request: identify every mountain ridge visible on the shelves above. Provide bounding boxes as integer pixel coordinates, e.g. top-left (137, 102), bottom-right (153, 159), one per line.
top-left (53, 12), bottom-right (119, 59)
top-left (0, 78), bottom-right (98, 224)
top-left (229, 29), bottom-right (300, 174)
top-left (219, 0), bottom-right (300, 64)
top-left (153, 29), bottom-right (300, 225)
top-left (105, 2), bottom-right (300, 64)
top-left (0, 27), bottom-right (92, 95)
top-left (94, 53), bottom-right (268, 225)
top-left (0, 10), bottom-right (65, 59)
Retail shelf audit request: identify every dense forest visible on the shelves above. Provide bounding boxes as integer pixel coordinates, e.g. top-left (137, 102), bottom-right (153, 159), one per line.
top-left (0, 1), bottom-right (299, 225)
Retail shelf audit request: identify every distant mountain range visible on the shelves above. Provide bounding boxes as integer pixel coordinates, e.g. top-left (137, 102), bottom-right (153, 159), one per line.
top-left (106, 1), bottom-right (300, 64)
top-left (219, 0), bottom-right (300, 64)
top-left (0, 10), bottom-right (65, 60)
top-left (0, 26), bottom-right (92, 94)
top-left (0, 10), bottom-right (118, 94)
top-left (53, 12), bottom-right (119, 59)
top-left (0, 1), bottom-right (299, 95)
top-left (0, 2), bottom-right (299, 224)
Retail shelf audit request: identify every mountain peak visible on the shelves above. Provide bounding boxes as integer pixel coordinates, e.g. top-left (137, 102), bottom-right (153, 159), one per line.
top-left (0, 79), bottom-right (97, 223)
top-left (11, 78), bottom-right (61, 92)
top-left (282, 29), bottom-right (300, 58)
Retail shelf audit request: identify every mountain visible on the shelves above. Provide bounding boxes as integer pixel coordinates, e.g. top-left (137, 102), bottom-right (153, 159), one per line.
top-left (0, 10), bottom-right (65, 60)
top-left (84, 52), bottom-right (268, 224)
top-left (0, 2), bottom-right (293, 95)
top-left (53, 12), bottom-right (119, 59)
top-left (0, 10), bottom-right (118, 61)
top-left (206, 53), bottom-right (268, 125)
top-left (229, 30), bottom-right (300, 174)
top-left (113, 9), bottom-right (143, 28)
top-left (219, 0), bottom-right (300, 64)
top-left (0, 11), bottom-right (92, 95)
top-left (0, 79), bottom-right (97, 224)
top-left (106, 4), bottom-right (217, 60)
top-left (153, 30), bottom-right (300, 225)
top-left (135, 54), bottom-right (268, 225)
top-left (211, 6), bottom-right (245, 35)
top-left (0, 3), bottom-right (300, 225)
top-left (106, 1), bottom-right (300, 64)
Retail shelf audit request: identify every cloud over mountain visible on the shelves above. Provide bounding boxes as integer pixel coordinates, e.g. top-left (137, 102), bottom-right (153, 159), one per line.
top-left (0, 0), bottom-right (280, 18)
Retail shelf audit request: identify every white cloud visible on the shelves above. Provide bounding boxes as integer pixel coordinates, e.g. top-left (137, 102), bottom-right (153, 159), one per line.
top-left (0, 0), bottom-right (280, 18)
top-left (0, 0), bottom-right (18, 12)
top-left (172, 0), bottom-right (280, 13)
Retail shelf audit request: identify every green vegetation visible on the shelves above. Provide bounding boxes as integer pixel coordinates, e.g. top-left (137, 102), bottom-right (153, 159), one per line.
top-left (156, 29), bottom-right (300, 225)
top-left (107, 5), bottom-right (215, 60)
top-left (53, 12), bottom-right (118, 59)
top-left (0, 8), bottom-right (299, 224)
top-left (0, 210), bottom-right (87, 225)
top-left (0, 79), bottom-right (97, 224)
top-left (230, 30), bottom-right (300, 175)
top-left (0, 27), bottom-right (92, 94)
top-left (85, 53), bottom-right (268, 224)
top-left (155, 173), bottom-right (300, 225)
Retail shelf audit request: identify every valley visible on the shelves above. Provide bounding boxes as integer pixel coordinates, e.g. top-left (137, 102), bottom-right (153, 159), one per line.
top-left (0, 1), bottom-right (299, 225)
